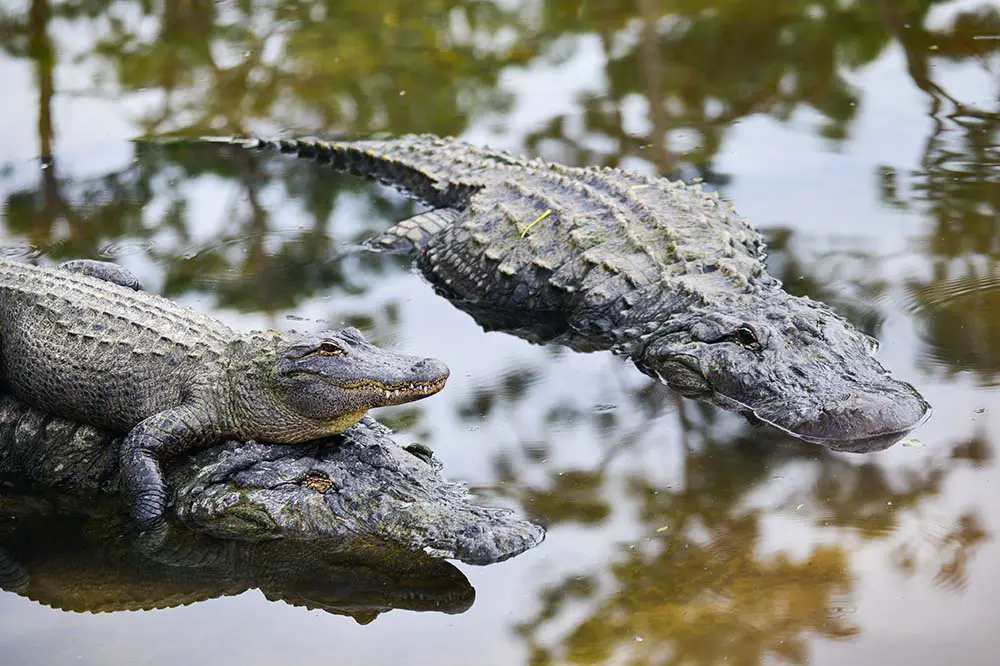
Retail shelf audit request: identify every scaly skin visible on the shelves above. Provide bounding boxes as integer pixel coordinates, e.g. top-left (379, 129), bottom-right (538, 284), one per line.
top-left (0, 260), bottom-right (449, 528)
top-left (227, 134), bottom-right (930, 451)
top-left (0, 395), bottom-right (544, 565)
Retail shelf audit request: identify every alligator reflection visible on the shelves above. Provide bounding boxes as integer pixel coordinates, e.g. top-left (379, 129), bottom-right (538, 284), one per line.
top-left (0, 498), bottom-right (473, 621)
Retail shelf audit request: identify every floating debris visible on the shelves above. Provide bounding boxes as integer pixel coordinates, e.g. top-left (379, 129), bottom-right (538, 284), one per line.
top-left (520, 209), bottom-right (552, 238)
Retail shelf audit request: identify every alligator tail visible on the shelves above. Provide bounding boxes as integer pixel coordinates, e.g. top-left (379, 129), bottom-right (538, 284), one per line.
top-left (229, 136), bottom-right (480, 209)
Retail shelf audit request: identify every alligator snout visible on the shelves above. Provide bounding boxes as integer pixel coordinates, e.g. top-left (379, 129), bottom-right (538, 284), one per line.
top-left (788, 383), bottom-right (931, 452)
top-left (411, 357), bottom-right (450, 382)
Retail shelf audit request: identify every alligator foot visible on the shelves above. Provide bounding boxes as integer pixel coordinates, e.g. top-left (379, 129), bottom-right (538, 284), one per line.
top-left (120, 406), bottom-right (213, 531)
top-left (365, 209), bottom-right (462, 254)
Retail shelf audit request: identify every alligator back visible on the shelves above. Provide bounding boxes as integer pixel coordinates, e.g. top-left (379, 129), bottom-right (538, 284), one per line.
top-left (0, 261), bottom-right (235, 431)
top-left (434, 165), bottom-right (774, 335)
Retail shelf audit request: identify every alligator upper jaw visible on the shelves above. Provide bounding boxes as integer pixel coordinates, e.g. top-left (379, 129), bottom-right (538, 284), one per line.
top-left (717, 384), bottom-right (932, 453)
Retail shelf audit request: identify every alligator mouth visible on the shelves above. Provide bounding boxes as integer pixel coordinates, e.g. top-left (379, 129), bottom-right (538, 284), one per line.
top-left (337, 378), bottom-right (449, 405)
top-left (751, 406), bottom-right (932, 452)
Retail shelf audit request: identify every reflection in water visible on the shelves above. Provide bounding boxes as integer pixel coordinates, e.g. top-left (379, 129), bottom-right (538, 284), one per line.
top-left (0, 495), bottom-right (474, 622)
top-left (504, 409), bottom-right (989, 664)
top-left (900, 97), bottom-right (1000, 380)
top-left (0, 0), bottom-right (999, 664)
top-left (873, 4), bottom-right (1000, 384)
top-left (908, 271), bottom-right (1000, 383)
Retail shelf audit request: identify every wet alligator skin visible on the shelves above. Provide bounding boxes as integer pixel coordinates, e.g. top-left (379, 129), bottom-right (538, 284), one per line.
top-left (221, 135), bottom-right (930, 451)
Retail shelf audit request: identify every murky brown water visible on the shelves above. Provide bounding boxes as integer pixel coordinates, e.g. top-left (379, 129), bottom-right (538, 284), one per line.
top-left (0, 0), bottom-right (998, 664)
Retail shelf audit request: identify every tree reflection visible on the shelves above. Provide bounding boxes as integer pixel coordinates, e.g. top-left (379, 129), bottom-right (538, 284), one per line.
top-left (82, 0), bottom-right (518, 137)
top-left (872, 2), bottom-right (1000, 382)
top-left (478, 368), bottom-right (989, 665)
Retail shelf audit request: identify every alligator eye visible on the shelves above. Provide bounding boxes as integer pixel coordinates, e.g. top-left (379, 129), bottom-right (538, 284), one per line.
top-left (724, 325), bottom-right (761, 351)
top-left (317, 341), bottom-right (345, 355)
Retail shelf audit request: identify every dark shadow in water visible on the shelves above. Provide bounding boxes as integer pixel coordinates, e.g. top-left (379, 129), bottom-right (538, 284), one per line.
top-left (0, 495), bottom-right (474, 622)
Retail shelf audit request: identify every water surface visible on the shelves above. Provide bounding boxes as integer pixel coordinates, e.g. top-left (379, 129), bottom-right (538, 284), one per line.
top-left (1, 1), bottom-right (999, 664)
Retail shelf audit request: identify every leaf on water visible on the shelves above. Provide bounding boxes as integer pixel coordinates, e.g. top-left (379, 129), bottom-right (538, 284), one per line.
top-left (901, 439), bottom-right (924, 448)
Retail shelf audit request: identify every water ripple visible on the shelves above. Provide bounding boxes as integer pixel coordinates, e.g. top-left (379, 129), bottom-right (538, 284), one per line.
top-left (906, 270), bottom-right (1000, 386)
top-left (0, 244), bottom-right (42, 260)
top-left (98, 240), bottom-right (156, 258)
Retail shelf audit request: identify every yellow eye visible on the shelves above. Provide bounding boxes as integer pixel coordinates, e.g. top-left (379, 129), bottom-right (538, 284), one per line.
top-left (317, 341), bottom-right (345, 355)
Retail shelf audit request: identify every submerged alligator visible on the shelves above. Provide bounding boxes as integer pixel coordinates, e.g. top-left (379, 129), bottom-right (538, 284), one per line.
top-left (0, 492), bottom-right (476, 620)
top-left (219, 135), bottom-right (930, 451)
top-left (0, 259), bottom-right (449, 528)
top-left (0, 394), bottom-right (544, 565)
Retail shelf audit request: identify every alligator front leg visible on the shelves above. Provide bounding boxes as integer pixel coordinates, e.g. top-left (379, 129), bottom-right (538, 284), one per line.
top-left (58, 259), bottom-right (143, 291)
top-left (119, 406), bottom-right (214, 531)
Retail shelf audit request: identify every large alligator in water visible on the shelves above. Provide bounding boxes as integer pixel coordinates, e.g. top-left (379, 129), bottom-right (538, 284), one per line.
top-left (0, 394), bottom-right (543, 565)
top-left (211, 135), bottom-right (930, 452)
top-left (0, 259), bottom-right (449, 528)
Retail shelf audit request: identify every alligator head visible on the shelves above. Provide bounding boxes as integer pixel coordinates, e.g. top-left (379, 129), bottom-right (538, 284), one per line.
top-left (634, 291), bottom-right (930, 452)
top-left (233, 327), bottom-right (449, 441)
top-left (171, 417), bottom-right (546, 565)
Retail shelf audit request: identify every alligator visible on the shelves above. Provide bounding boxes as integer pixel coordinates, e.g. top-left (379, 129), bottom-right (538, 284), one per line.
top-left (0, 259), bottom-right (449, 529)
top-left (0, 493), bottom-right (476, 620)
top-left (215, 135), bottom-right (930, 452)
top-left (0, 394), bottom-right (544, 565)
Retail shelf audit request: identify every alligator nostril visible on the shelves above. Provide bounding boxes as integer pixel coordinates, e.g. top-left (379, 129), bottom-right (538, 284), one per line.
top-left (411, 357), bottom-right (450, 380)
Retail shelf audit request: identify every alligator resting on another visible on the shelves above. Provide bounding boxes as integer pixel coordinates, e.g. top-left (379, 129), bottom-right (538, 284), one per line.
top-left (0, 492), bottom-right (476, 621)
top-left (222, 135), bottom-right (930, 452)
top-left (0, 394), bottom-right (544, 565)
top-left (0, 259), bottom-right (449, 528)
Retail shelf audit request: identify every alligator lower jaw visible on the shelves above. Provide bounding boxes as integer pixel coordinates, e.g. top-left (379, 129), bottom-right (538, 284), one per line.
top-left (713, 392), bottom-right (930, 453)
top-left (790, 410), bottom-right (933, 453)
top-left (342, 377), bottom-right (449, 406)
